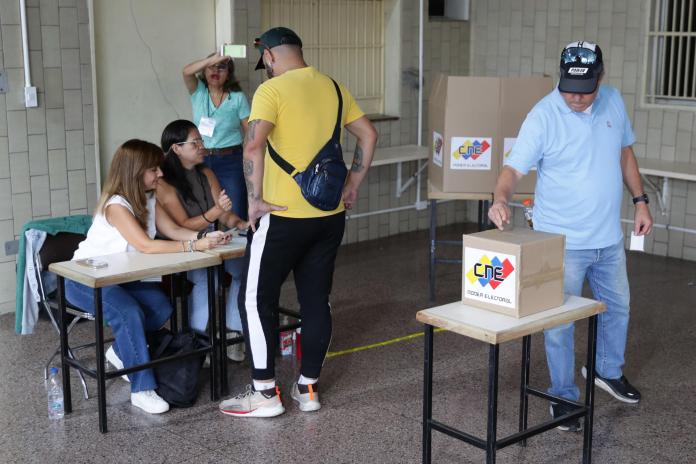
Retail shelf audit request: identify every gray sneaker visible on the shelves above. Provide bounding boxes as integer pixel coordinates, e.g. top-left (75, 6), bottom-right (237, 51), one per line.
top-left (219, 385), bottom-right (285, 417)
top-left (291, 383), bottom-right (321, 412)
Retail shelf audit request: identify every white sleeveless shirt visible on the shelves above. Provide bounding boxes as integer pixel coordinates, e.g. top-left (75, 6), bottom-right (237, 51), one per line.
top-left (73, 194), bottom-right (157, 260)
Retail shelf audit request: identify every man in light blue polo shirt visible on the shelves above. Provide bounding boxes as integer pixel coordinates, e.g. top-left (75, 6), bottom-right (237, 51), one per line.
top-left (489, 42), bottom-right (653, 432)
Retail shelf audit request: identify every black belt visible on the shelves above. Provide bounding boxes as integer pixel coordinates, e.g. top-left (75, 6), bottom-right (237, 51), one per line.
top-left (206, 145), bottom-right (242, 156)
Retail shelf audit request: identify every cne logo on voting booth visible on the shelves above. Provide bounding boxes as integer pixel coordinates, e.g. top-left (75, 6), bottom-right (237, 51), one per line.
top-left (452, 139), bottom-right (490, 160)
top-left (464, 248), bottom-right (517, 308)
top-left (450, 137), bottom-right (492, 171)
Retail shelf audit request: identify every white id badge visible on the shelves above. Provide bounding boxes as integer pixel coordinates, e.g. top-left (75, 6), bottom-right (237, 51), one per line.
top-left (198, 117), bottom-right (216, 137)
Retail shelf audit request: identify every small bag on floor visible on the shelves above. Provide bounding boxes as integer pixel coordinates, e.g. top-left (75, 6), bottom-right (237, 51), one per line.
top-left (147, 328), bottom-right (205, 408)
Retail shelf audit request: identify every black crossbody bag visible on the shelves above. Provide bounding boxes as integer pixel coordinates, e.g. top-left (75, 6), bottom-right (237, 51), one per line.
top-left (267, 78), bottom-right (347, 211)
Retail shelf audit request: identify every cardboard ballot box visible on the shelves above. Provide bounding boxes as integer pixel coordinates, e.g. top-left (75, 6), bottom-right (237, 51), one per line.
top-left (428, 74), bottom-right (553, 194)
top-left (462, 228), bottom-right (565, 318)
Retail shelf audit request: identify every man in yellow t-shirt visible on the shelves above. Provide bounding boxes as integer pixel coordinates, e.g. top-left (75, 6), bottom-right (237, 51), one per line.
top-left (219, 27), bottom-right (378, 418)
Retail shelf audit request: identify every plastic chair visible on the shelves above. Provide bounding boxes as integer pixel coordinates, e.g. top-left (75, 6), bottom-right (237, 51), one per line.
top-left (34, 232), bottom-right (94, 399)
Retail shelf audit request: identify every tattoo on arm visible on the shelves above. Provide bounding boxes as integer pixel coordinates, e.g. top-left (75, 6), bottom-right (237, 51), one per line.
top-left (243, 159), bottom-right (260, 201)
top-left (245, 119), bottom-right (260, 146)
top-left (351, 145), bottom-right (364, 173)
top-left (243, 159), bottom-right (253, 178)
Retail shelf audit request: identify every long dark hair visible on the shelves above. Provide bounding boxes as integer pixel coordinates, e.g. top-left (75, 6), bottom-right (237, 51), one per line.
top-left (199, 56), bottom-right (242, 93)
top-left (160, 119), bottom-right (205, 204)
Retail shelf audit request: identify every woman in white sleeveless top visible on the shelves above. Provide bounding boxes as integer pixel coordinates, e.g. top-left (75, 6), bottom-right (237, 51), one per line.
top-left (66, 139), bottom-right (227, 414)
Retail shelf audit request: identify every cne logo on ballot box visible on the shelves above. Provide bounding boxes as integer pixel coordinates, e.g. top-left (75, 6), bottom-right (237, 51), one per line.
top-left (462, 229), bottom-right (565, 318)
top-left (464, 249), bottom-right (517, 308)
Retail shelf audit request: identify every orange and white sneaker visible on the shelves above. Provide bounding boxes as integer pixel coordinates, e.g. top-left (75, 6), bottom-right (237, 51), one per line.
top-left (219, 385), bottom-right (285, 417)
top-left (291, 382), bottom-right (321, 412)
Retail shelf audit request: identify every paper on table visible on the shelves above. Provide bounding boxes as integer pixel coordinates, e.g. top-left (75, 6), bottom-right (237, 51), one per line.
top-left (629, 232), bottom-right (645, 251)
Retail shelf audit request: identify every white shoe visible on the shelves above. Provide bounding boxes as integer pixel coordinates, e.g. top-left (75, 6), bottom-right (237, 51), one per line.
top-left (291, 382), bottom-right (321, 412)
top-left (105, 345), bottom-right (130, 383)
top-left (227, 331), bottom-right (245, 362)
top-left (131, 390), bottom-right (169, 414)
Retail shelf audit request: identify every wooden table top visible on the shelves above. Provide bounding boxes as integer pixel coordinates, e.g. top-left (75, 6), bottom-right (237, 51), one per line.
top-left (49, 251), bottom-right (221, 288)
top-left (416, 295), bottom-right (605, 344)
top-left (202, 236), bottom-right (247, 260)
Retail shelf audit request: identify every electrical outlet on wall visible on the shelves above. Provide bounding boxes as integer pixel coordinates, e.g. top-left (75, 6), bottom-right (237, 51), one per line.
top-left (24, 86), bottom-right (38, 107)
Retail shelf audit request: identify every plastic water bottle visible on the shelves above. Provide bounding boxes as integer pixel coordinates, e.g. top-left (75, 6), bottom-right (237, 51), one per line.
top-left (47, 367), bottom-right (64, 420)
top-left (522, 199), bottom-right (534, 229)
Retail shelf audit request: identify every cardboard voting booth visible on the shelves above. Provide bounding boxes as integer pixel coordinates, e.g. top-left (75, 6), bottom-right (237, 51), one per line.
top-left (462, 228), bottom-right (565, 318)
top-left (428, 75), bottom-right (554, 194)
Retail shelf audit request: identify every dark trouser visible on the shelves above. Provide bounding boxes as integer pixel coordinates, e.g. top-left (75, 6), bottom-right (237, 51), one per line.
top-left (204, 146), bottom-right (248, 221)
top-left (238, 211), bottom-right (345, 380)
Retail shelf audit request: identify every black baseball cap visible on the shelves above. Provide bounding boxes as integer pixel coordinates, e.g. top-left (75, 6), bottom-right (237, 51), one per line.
top-left (558, 41), bottom-right (604, 94)
top-left (254, 27), bottom-right (303, 70)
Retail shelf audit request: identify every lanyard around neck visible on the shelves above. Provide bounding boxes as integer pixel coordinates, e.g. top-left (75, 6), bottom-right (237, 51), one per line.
top-left (206, 88), bottom-right (229, 117)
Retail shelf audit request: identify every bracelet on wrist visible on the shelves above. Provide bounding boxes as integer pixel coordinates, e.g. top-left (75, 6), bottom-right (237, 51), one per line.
top-left (192, 239), bottom-right (197, 252)
top-left (202, 212), bottom-right (215, 224)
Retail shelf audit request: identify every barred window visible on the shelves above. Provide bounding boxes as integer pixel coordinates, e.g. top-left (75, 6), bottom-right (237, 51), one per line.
top-left (645, 0), bottom-right (696, 107)
top-left (262, 0), bottom-right (385, 114)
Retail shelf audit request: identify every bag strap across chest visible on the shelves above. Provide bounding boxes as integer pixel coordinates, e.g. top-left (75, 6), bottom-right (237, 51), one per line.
top-left (267, 78), bottom-right (343, 178)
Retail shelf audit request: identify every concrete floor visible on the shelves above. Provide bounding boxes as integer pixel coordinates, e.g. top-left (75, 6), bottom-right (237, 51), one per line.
top-left (1, 223), bottom-right (695, 463)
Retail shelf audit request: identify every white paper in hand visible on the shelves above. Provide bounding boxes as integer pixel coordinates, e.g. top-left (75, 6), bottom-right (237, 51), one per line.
top-left (629, 232), bottom-right (645, 252)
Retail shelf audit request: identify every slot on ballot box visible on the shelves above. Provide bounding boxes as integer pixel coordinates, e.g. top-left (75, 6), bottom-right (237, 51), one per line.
top-left (462, 228), bottom-right (565, 318)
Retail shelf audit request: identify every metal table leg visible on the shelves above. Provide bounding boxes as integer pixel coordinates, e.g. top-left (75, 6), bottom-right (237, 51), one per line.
top-left (429, 200), bottom-right (437, 302)
top-left (168, 274), bottom-right (178, 332)
top-left (583, 315), bottom-right (598, 464)
top-left (179, 272), bottom-right (189, 331)
top-left (477, 200), bottom-right (484, 230)
top-left (422, 324), bottom-right (434, 464)
top-left (94, 287), bottom-right (107, 433)
top-left (57, 276), bottom-right (72, 414)
top-left (518, 335), bottom-right (531, 446)
top-left (218, 263), bottom-right (229, 396)
top-left (486, 344), bottom-right (500, 464)
top-left (207, 267), bottom-right (218, 401)
top-left (482, 200), bottom-right (491, 230)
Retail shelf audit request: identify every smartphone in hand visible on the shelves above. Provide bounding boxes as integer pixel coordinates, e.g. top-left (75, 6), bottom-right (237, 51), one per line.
top-left (220, 44), bottom-right (246, 58)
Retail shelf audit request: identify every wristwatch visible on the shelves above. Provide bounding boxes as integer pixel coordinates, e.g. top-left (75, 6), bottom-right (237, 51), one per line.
top-left (632, 193), bottom-right (649, 205)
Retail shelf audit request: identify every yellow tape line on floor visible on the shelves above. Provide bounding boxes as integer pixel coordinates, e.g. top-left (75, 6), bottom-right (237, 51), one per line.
top-left (326, 328), bottom-right (446, 359)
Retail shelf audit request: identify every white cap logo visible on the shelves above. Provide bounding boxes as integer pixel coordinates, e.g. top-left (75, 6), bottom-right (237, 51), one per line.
top-left (568, 67), bottom-right (589, 75)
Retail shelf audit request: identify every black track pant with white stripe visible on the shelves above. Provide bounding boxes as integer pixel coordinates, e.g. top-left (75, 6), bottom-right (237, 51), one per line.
top-left (238, 211), bottom-right (345, 380)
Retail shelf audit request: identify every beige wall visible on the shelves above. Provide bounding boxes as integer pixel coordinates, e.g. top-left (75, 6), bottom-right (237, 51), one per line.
top-left (92, 0), bottom-right (217, 176)
top-left (470, 0), bottom-right (696, 261)
top-left (0, 0), bottom-right (97, 313)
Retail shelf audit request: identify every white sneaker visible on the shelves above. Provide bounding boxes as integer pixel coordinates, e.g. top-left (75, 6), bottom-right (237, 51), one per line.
top-left (105, 345), bottom-right (130, 383)
top-left (131, 390), bottom-right (169, 414)
top-left (291, 382), bottom-right (321, 412)
top-left (219, 385), bottom-right (285, 417)
top-left (226, 331), bottom-right (245, 362)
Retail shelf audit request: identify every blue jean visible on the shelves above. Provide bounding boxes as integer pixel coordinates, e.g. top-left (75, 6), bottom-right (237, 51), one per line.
top-left (64, 279), bottom-right (172, 393)
top-left (204, 148), bottom-right (248, 221)
top-left (188, 258), bottom-right (244, 333)
top-left (544, 239), bottom-right (631, 401)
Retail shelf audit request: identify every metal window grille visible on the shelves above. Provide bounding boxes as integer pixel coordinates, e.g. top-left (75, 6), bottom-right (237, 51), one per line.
top-left (262, 0), bottom-right (385, 114)
top-left (646, 0), bottom-right (696, 106)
